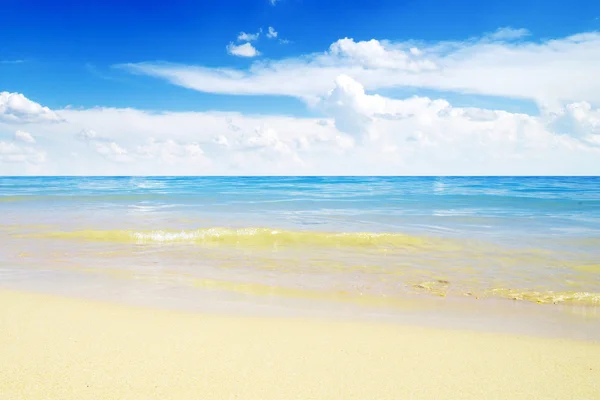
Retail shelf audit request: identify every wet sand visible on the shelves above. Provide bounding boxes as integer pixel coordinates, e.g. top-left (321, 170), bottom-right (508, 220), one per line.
top-left (1, 289), bottom-right (599, 400)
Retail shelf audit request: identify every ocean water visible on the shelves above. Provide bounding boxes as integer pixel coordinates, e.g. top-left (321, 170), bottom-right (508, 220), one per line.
top-left (1, 176), bottom-right (599, 336)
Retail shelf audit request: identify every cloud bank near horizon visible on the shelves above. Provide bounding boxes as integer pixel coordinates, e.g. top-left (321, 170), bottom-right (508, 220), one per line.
top-left (1, 75), bottom-right (599, 175)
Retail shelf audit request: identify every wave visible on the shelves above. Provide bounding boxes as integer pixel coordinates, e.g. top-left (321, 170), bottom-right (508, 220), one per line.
top-left (25, 227), bottom-right (463, 250)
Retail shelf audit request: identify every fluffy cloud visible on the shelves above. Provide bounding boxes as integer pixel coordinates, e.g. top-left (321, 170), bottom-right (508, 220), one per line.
top-left (545, 101), bottom-right (600, 147)
top-left (226, 42), bottom-right (260, 57)
top-left (0, 92), bottom-right (62, 123)
top-left (121, 30), bottom-right (600, 107)
top-left (14, 130), bottom-right (36, 143)
top-left (266, 27), bottom-right (278, 39)
top-left (317, 75), bottom-right (600, 173)
top-left (1, 88), bottom-right (599, 175)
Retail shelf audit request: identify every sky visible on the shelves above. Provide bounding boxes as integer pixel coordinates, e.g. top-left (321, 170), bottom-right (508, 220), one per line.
top-left (1, 0), bottom-right (600, 175)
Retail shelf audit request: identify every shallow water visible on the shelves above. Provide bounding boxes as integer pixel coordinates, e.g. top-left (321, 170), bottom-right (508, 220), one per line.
top-left (1, 176), bottom-right (599, 338)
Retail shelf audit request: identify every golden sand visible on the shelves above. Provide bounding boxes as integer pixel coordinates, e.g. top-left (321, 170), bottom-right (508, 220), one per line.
top-left (1, 290), bottom-right (599, 399)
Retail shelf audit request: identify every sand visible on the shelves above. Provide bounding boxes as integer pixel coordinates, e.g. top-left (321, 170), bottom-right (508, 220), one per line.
top-left (1, 289), bottom-right (599, 399)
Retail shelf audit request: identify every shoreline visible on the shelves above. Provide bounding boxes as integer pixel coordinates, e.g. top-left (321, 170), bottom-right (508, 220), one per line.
top-left (2, 289), bottom-right (599, 399)
top-left (2, 269), bottom-right (600, 342)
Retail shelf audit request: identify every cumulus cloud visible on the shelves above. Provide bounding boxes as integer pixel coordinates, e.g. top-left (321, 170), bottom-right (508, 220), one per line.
top-left (121, 30), bottom-right (600, 106)
top-left (226, 42), bottom-right (261, 57)
top-left (545, 101), bottom-right (600, 146)
top-left (266, 27), bottom-right (278, 39)
top-left (1, 82), bottom-right (600, 175)
top-left (14, 130), bottom-right (36, 144)
top-left (0, 92), bottom-right (62, 123)
top-left (316, 75), bottom-right (600, 173)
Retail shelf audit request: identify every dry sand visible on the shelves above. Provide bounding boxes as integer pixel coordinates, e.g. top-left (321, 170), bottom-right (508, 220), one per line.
top-left (1, 289), bottom-right (599, 399)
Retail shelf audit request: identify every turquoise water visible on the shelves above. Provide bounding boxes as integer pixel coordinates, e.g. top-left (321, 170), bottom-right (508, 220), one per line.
top-left (1, 177), bottom-right (600, 331)
top-left (2, 176), bottom-right (599, 237)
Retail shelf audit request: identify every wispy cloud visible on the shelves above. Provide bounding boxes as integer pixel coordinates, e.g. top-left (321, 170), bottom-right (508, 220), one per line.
top-left (120, 30), bottom-right (600, 107)
top-left (85, 63), bottom-right (134, 84)
top-left (0, 60), bottom-right (25, 64)
top-left (487, 27), bottom-right (530, 41)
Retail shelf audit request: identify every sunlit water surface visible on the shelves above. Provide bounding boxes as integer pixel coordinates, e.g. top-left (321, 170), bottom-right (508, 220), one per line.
top-left (1, 177), bottom-right (599, 339)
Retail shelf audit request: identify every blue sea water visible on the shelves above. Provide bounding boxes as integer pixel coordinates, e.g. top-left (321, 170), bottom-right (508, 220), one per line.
top-left (1, 176), bottom-right (599, 337)
top-left (2, 176), bottom-right (599, 237)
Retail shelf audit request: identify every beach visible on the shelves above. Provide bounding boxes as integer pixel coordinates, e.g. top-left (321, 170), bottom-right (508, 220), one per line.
top-left (3, 0), bottom-right (600, 393)
top-left (1, 177), bottom-right (599, 398)
top-left (1, 289), bottom-right (599, 400)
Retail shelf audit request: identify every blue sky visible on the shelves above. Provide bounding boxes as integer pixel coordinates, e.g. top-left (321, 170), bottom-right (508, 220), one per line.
top-left (2, 0), bottom-right (599, 113)
top-left (1, 0), bottom-right (600, 175)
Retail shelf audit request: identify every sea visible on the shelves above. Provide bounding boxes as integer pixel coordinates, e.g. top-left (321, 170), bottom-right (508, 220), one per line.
top-left (1, 176), bottom-right (599, 339)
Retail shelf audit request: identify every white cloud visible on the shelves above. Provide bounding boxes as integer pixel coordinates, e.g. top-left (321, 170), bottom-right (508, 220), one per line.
top-left (0, 141), bottom-right (45, 164)
top-left (121, 30), bottom-right (600, 107)
top-left (269, 0), bottom-right (279, 5)
top-left (226, 42), bottom-right (260, 58)
top-left (316, 75), bottom-right (600, 173)
top-left (78, 128), bottom-right (100, 140)
top-left (77, 128), bottom-right (131, 163)
top-left (238, 31), bottom-right (260, 42)
top-left (545, 101), bottom-right (600, 146)
top-left (0, 92), bottom-right (62, 123)
top-left (267, 27), bottom-right (278, 39)
top-left (93, 141), bottom-right (131, 163)
top-left (14, 130), bottom-right (36, 144)
top-left (1, 85), bottom-right (600, 175)
top-left (488, 27), bottom-right (530, 41)
top-left (213, 135), bottom-right (230, 147)
top-left (136, 138), bottom-right (205, 163)
top-left (243, 126), bottom-right (301, 160)
top-left (0, 124), bottom-right (44, 166)
top-left (329, 38), bottom-right (437, 71)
